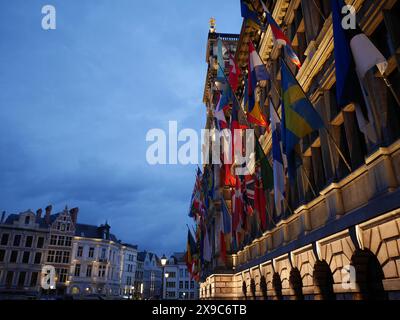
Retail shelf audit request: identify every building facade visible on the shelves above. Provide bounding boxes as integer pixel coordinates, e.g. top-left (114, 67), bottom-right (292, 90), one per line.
top-left (68, 223), bottom-right (129, 297)
top-left (164, 253), bottom-right (199, 300)
top-left (0, 206), bottom-right (140, 299)
top-left (120, 243), bottom-right (138, 297)
top-left (0, 210), bottom-right (48, 298)
top-left (135, 251), bottom-right (162, 299)
top-left (199, 0), bottom-right (400, 300)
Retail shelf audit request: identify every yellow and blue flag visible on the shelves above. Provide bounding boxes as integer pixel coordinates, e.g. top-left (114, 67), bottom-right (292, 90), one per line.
top-left (281, 60), bottom-right (324, 157)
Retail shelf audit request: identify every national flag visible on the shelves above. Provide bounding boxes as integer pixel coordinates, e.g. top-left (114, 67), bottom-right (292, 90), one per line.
top-left (331, 0), bottom-right (387, 143)
top-left (214, 93), bottom-right (228, 130)
top-left (203, 228), bottom-right (212, 262)
top-left (240, 0), bottom-right (263, 27)
top-left (281, 59), bottom-right (324, 157)
top-left (232, 177), bottom-right (244, 233)
top-left (270, 100), bottom-right (285, 217)
top-left (219, 198), bottom-right (232, 263)
top-left (228, 54), bottom-right (241, 92)
top-left (188, 168), bottom-right (203, 219)
top-left (261, 0), bottom-right (301, 68)
top-left (256, 140), bottom-right (273, 191)
top-left (185, 229), bottom-right (197, 274)
top-left (247, 42), bottom-right (269, 127)
top-left (216, 37), bottom-right (225, 82)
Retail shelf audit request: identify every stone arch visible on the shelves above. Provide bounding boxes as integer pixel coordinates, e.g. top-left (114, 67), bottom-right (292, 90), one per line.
top-left (289, 268), bottom-right (304, 300)
top-left (351, 248), bottom-right (387, 300)
top-left (250, 278), bottom-right (256, 300)
top-left (260, 275), bottom-right (268, 300)
top-left (272, 272), bottom-right (283, 300)
top-left (242, 280), bottom-right (248, 300)
top-left (313, 260), bottom-right (335, 300)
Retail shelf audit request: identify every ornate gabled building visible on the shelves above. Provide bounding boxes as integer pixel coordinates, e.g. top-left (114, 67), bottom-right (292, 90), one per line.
top-left (199, 0), bottom-right (400, 300)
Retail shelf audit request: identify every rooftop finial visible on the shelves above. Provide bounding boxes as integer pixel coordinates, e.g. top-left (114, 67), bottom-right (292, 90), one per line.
top-left (209, 17), bottom-right (216, 33)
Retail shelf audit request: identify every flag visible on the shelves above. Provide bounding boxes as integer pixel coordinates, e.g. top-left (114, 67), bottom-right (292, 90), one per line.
top-left (281, 59), bottom-right (324, 156)
top-left (247, 42), bottom-right (269, 127)
top-left (331, 0), bottom-right (387, 143)
top-left (214, 93), bottom-right (228, 130)
top-left (188, 168), bottom-right (203, 219)
top-left (216, 37), bottom-right (225, 82)
top-left (185, 229), bottom-right (196, 274)
top-left (232, 177), bottom-right (244, 234)
top-left (261, 1), bottom-right (301, 68)
top-left (270, 100), bottom-right (285, 217)
top-left (228, 54), bottom-right (241, 92)
top-left (220, 198), bottom-right (232, 263)
top-left (240, 0), bottom-right (263, 27)
top-left (256, 140), bottom-right (273, 191)
top-left (203, 228), bottom-right (212, 262)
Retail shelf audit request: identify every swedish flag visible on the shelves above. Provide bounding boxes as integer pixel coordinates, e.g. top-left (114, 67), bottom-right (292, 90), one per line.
top-left (281, 60), bottom-right (324, 156)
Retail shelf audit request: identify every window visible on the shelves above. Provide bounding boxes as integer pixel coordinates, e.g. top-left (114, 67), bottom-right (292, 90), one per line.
top-left (1, 233), bottom-right (9, 246)
top-left (88, 247), bottom-right (94, 258)
top-left (60, 224), bottom-right (66, 231)
top-left (47, 250), bottom-right (55, 263)
top-left (101, 248), bottom-right (106, 259)
top-left (17, 272), bottom-right (26, 287)
top-left (179, 269), bottom-right (184, 277)
top-left (168, 272), bottom-right (176, 278)
top-left (65, 237), bottom-right (72, 247)
top-left (57, 236), bottom-right (65, 246)
top-left (190, 292), bottom-right (194, 299)
top-left (50, 235), bottom-right (57, 245)
top-left (126, 276), bottom-right (132, 285)
top-left (56, 268), bottom-right (68, 283)
top-left (10, 250), bottom-right (18, 263)
top-left (166, 291), bottom-right (176, 298)
top-left (0, 249), bottom-right (5, 262)
top-left (77, 246), bottom-right (83, 257)
top-left (30, 272), bottom-right (38, 287)
top-left (25, 236), bottom-right (33, 248)
top-left (166, 281), bottom-right (176, 288)
top-left (24, 216), bottom-right (30, 224)
top-left (34, 252), bottom-right (42, 264)
top-left (190, 281), bottom-right (194, 289)
top-left (37, 237), bottom-right (44, 248)
top-left (98, 265), bottom-right (106, 277)
top-left (74, 264), bottom-right (81, 277)
top-left (185, 281), bottom-right (189, 289)
top-left (22, 251), bottom-right (30, 264)
top-left (179, 281), bottom-right (183, 289)
top-left (55, 250), bottom-right (62, 263)
top-left (13, 235), bottom-right (21, 247)
top-left (86, 264), bottom-right (92, 277)
top-left (185, 270), bottom-right (188, 278)
top-left (62, 251), bottom-right (70, 264)
top-left (5, 271), bottom-right (13, 288)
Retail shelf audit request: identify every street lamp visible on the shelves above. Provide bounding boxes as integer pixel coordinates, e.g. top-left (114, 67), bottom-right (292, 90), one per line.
top-left (164, 273), bottom-right (169, 300)
top-left (160, 254), bottom-right (168, 300)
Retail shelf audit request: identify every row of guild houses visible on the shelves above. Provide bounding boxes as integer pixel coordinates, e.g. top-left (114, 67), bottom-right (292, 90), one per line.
top-left (0, 206), bottom-right (161, 299)
top-left (192, 0), bottom-right (400, 300)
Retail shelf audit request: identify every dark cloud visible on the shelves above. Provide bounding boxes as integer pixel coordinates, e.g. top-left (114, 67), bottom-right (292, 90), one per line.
top-left (0, 0), bottom-right (242, 255)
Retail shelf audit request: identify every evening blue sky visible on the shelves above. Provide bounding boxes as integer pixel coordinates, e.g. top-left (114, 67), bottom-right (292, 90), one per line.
top-left (0, 1), bottom-right (242, 255)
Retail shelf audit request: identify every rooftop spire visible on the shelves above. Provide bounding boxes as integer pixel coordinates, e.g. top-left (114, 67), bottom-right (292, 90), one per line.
top-left (209, 17), bottom-right (216, 33)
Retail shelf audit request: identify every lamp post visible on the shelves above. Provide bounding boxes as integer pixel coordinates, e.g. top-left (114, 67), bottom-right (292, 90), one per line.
top-left (160, 254), bottom-right (168, 300)
top-left (164, 273), bottom-right (169, 300)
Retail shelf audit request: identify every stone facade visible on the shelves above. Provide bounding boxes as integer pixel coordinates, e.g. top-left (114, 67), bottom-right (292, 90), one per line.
top-left (200, 0), bottom-right (400, 300)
